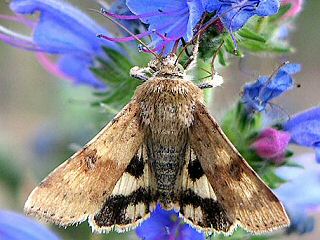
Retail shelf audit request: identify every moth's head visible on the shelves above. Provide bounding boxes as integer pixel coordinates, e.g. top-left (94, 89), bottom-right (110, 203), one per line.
top-left (148, 54), bottom-right (184, 77)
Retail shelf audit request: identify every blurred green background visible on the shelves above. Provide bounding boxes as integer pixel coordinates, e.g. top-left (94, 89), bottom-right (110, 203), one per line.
top-left (0, 0), bottom-right (319, 239)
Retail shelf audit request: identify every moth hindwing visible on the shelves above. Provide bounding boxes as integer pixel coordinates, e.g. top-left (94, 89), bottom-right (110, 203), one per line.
top-left (24, 54), bottom-right (289, 234)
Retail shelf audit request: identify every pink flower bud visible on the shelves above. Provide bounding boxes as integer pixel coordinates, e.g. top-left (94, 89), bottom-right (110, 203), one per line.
top-left (251, 128), bottom-right (291, 163)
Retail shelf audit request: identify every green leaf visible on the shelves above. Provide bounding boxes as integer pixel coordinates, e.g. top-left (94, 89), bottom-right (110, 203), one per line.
top-left (91, 46), bottom-right (151, 111)
top-left (262, 168), bottom-right (287, 189)
top-left (238, 27), bottom-right (266, 43)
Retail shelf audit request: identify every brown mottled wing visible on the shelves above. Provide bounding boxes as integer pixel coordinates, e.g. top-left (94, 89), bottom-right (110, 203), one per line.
top-left (189, 102), bottom-right (289, 234)
top-left (24, 101), bottom-right (144, 226)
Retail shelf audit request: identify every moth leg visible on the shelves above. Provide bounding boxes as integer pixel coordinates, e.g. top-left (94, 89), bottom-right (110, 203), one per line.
top-left (130, 66), bottom-right (153, 81)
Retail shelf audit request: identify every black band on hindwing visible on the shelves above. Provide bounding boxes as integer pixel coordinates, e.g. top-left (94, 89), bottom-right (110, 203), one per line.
top-left (94, 187), bottom-right (153, 227)
top-left (179, 189), bottom-right (233, 232)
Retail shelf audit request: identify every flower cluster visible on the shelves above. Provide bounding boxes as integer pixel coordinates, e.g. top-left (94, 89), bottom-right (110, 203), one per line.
top-left (100, 0), bottom-right (281, 53)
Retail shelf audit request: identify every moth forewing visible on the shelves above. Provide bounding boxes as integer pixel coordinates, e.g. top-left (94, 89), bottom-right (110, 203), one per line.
top-left (189, 102), bottom-right (290, 233)
top-left (24, 101), bottom-right (144, 226)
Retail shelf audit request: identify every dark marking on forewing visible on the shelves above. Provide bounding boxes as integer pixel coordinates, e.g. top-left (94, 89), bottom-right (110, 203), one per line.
top-left (125, 155), bottom-right (144, 178)
top-left (188, 157), bottom-right (205, 181)
top-left (93, 187), bottom-right (153, 227)
top-left (180, 189), bottom-right (233, 232)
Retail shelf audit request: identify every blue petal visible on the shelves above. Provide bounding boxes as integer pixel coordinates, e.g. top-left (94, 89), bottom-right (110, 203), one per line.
top-left (284, 107), bottom-right (320, 147)
top-left (204, 0), bottom-right (224, 12)
top-left (110, 0), bottom-right (146, 34)
top-left (0, 210), bottom-right (60, 240)
top-left (242, 63), bottom-right (300, 112)
top-left (186, 0), bottom-right (205, 40)
top-left (256, 0), bottom-right (280, 16)
top-left (126, 0), bottom-right (189, 38)
top-left (177, 224), bottom-right (205, 240)
top-left (263, 70), bottom-right (294, 101)
top-left (205, 0), bottom-right (280, 31)
top-left (126, 0), bottom-right (204, 53)
top-left (316, 145), bottom-right (320, 163)
top-left (126, 0), bottom-right (185, 13)
top-left (221, 8), bottom-right (255, 31)
top-left (281, 63), bottom-right (301, 75)
top-left (126, 0), bottom-right (186, 25)
top-left (58, 55), bottom-right (106, 89)
top-left (10, 0), bottom-right (115, 53)
top-left (136, 205), bottom-right (179, 240)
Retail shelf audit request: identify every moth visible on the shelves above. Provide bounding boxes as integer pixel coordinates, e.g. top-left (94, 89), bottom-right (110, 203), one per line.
top-left (24, 53), bottom-right (290, 235)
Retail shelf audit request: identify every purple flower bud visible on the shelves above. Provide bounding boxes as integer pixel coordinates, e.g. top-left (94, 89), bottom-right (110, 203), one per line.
top-left (251, 128), bottom-right (291, 163)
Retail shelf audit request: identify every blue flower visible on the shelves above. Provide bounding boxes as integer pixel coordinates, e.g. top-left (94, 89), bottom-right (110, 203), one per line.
top-left (275, 154), bottom-right (320, 234)
top-left (100, 0), bottom-right (205, 53)
top-left (0, 0), bottom-right (118, 89)
top-left (136, 205), bottom-right (205, 240)
top-left (286, 209), bottom-right (315, 235)
top-left (0, 210), bottom-right (60, 240)
top-left (204, 0), bottom-right (280, 32)
top-left (242, 63), bottom-right (301, 112)
top-left (284, 107), bottom-right (320, 162)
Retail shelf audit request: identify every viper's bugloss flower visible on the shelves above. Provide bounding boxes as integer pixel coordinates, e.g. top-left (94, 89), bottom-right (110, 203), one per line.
top-left (204, 0), bottom-right (280, 32)
top-left (286, 209), bottom-right (315, 235)
top-left (275, 154), bottom-right (320, 234)
top-left (103, 0), bottom-right (205, 53)
top-left (0, 210), bottom-right (60, 240)
top-left (242, 63), bottom-right (301, 112)
top-left (281, 0), bottom-right (304, 19)
top-left (251, 128), bottom-right (291, 163)
top-left (0, 0), bottom-right (118, 89)
top-left (136, 205), bottom-right (205, 240)
top-left (284, 107), bottom-right (320, 163)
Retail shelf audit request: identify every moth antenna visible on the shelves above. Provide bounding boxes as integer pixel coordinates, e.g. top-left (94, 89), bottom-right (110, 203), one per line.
top-left (90, 8), bottom-right (161, 60)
